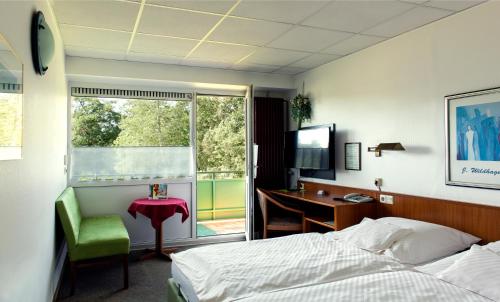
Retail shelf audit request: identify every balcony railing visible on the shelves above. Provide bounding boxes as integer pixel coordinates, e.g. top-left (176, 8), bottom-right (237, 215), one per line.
top-left (197, 171), bottom-right (245, 221)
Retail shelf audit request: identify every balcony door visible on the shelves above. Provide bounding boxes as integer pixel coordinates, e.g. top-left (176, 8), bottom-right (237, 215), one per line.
top-left (195, 94), bottom-right (247, 237)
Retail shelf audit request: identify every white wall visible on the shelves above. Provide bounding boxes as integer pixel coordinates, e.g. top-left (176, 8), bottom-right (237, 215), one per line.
top-left (74, 183), bottom-right (192, 247)
top-left (0, 1), bottom-right (67, 302)
top-left (295, 2), bottom-right (500, 207)
top-left (66, 56), bottom-right (295, 91)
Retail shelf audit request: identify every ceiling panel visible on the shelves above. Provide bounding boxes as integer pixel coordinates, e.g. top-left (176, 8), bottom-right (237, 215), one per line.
top-left (232, 63), bottom-right (280, 73)
top-left (131, 34), bottom-right (198, 57)
top-left (400, 0), bottom-right (428, 4)
top-left (273, 66), bottom-right (308, 75)
top-left (364, 6), bottom-right (453, 37)
top-left (146, 0), bottom-right (237, 14)
top-left (424, 0), bottom-right (484, 11)
top-left (244, 48), bottom-right (309, 66)
top-left (322, 34), bottom-right (386, 55)
top-left (290, 53), bottom-right (340, 69)
top-left (190, 42), bottom-right (256, 63)
top-left (60, 25), bottom-right (131, 51)
top-left (209, 17), bottom-right (292, 46)
top-left (126, 53), bottom-right (183, 65)
top-left (65, 46), bottom-right (127, 61)
top-left (302, 1), bottom-right (415, 33)
top-left (268, 26), bottom-right (353, 52)
top-left (180, 58), bottom-right (232, 69)
top-left (53, 0), bottom-right (140, 31)
top-left (56, 0), bottom-right (486, 75)
top-left (139, 5), bottom-right (221, 39)
top-left (231, 0), bottom-right (328, 24)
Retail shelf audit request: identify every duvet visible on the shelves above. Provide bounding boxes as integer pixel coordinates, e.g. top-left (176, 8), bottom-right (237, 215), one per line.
top-left (240, 270), bottom-right (491, 302)
top-left (171, 233), bottom-right (407, 302)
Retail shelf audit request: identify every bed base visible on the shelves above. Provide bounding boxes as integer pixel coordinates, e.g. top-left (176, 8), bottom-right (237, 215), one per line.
top-left (167, 278), bottom-right (187, 302)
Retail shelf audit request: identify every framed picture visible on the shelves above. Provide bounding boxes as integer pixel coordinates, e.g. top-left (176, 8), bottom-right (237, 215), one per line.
top-left (446, 87), bottom-right (500, 189)
top-left (345, 142), bottom-right (361, 171)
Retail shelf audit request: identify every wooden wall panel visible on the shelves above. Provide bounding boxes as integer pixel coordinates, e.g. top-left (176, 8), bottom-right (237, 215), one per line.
top-left (300, 181), bottom-right (500, 243)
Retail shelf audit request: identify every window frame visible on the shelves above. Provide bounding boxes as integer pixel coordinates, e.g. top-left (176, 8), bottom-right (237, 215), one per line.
top-left (67, 83), bottom-right (196, 187)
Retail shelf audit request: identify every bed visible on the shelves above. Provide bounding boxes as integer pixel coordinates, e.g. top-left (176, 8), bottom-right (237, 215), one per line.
top-left (169, 232), bottom-right (408, 302)
top-left (241, 240), bottom-right (500, 302)
top-left (167, 214), bottom-right (500, 302)
top-left (167, 189), bottom-right (500, 302)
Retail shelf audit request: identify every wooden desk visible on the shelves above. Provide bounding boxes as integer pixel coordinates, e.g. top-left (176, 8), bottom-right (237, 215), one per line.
top-left (271, 190), bottom-right (376, 232)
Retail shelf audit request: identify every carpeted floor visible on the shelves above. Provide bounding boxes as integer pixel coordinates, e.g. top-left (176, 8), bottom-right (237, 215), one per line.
top-left (57, 252), bottom-right (173, 302)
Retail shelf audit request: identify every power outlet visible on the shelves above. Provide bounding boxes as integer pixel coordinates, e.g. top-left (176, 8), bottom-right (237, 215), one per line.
top-left (380, 194), bottom-right (394, 205)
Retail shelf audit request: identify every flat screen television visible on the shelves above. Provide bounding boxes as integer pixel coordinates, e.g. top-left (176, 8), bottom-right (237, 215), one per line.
top-left (285, 124), bottom-right (335, 171)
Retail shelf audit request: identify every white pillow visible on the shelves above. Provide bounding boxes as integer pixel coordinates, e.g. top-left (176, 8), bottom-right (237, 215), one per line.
top-left (334, 218), bottom-right (412, 252)
top-left (416, 241), bottom-right (500, 274)
top-left (379, 217), bottom-right (480, 264)
top-left (436, 245), bottom-right (500, 301)
top-left (484, 240), bottom-right (500, 254)
top-left (327, 217), bottom-right (373, 241)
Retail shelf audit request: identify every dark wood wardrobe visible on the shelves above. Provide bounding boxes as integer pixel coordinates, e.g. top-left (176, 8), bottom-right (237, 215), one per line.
top-left (253, 97), bottom-right (287, 238)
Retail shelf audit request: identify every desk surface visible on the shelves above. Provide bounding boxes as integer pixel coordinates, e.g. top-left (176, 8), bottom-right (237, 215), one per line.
top-left (270, 189), bottom-right (376, 231)
top-left (271, 190), bottom-right (365, 208)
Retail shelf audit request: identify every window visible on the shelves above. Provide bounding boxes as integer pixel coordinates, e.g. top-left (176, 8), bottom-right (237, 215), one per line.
top-left (69, 89), bottom-right (193, 184)
top-left (0, 91), bottom-right (22, 159)
top-left (0, 33), bottom-right (23, 160)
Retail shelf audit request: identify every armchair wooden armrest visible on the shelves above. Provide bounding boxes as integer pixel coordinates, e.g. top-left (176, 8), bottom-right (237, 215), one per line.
top-left (256, 188), bottom-right (304, 239)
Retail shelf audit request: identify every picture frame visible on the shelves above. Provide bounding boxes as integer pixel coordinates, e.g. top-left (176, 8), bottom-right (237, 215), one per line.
top-left (345, 142), bottom-right (361, 171)
top-left (445, 86), bottom-right (500, 189)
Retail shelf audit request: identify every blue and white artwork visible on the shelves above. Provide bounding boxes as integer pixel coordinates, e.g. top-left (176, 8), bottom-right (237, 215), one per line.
top-left (456, 101), bottom-right (500, 161)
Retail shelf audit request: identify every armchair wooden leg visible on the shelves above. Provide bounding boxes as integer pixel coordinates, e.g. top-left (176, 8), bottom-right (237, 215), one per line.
top-left (70, 261), bottom-right (77, 296)
top-left (123, 255), bottom-right (129, 289)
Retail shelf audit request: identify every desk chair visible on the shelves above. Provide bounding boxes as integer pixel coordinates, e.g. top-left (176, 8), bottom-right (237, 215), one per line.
top-left (56, 187), bottom-right (130, 295)
top-left (256, 188), bottom-right (305, 239)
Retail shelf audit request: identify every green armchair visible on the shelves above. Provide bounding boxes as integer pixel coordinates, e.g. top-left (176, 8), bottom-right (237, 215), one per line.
top-left (56, 187), bottom-right (130, 295)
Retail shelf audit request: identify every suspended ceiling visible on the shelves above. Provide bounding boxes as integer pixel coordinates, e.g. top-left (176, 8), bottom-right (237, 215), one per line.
top-left (52, 0), bottom-right (484, 75)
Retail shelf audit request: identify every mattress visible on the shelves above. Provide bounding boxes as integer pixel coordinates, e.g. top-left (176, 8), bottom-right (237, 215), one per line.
top-left (171, 260), bottom-right (199, 302)
top-left (170, 233), bottom-right (408, 302)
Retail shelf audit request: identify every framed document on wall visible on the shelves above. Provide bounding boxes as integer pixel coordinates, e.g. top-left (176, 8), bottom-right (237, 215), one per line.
top-left (446, 87), bottom-right (500, 189)
top-left (345, 142), bottom-right (361, 171)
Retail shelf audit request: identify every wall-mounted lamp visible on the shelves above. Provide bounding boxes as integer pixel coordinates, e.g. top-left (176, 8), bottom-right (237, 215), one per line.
top-left (368, 143), bottom-right (405, 157)
top-left (31, 11), bottom-right (55, 76)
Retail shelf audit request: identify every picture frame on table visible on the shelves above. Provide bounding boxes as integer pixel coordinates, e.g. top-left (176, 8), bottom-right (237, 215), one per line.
top-left (445, 86), bottom-right (500, 189)
top-left (149, 183), bottom-right (168, 199)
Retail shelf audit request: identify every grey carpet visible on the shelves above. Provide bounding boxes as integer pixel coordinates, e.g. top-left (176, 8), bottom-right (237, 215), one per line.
top-left (57, 252), bottom-right (172, 302)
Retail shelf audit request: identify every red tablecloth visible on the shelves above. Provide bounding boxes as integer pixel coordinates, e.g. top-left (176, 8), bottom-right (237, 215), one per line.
top-left (128, 198), bottom-right (189, 230)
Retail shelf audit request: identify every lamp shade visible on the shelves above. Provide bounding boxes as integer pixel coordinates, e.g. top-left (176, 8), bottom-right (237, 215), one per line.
top-left (31, 11), bottom-right (54, 75)
top-left (376, 143), bottom-right (405, 151)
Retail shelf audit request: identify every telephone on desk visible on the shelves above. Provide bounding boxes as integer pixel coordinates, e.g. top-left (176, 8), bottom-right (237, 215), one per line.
top-left (341, 193), bottom-right (373, 203)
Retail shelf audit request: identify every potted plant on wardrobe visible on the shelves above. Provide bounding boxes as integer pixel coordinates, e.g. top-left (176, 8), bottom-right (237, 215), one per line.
top-left (290, 94), bottom-right (312, 129)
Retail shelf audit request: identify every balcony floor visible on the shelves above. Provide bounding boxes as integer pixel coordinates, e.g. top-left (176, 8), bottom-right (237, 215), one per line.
top-left (197, 218), bottom-right (245, 237)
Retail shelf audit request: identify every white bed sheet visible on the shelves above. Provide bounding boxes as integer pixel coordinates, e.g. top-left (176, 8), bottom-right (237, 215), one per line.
top-left (171, 260), bottom-right (199, 302)
top-left (415, 251), bottom-right (466, 275)
top-left (171, 233), bottom-right (408, 302)
top-left (240, 271), bottom-right (491, 302)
